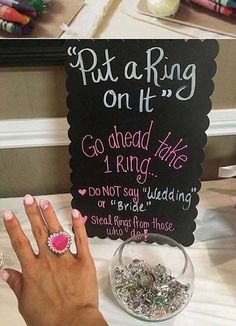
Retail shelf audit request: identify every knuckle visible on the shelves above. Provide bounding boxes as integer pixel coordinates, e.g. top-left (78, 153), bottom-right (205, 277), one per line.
top-left (75, 232), bottom-right (87, 244)
top-left (40, 255), bottom-right (56, 271)
top-left (74, 233), bottom-right (80, 242)
top-left (33, 225), bottom-right (48, 240)
top-left (81, 253), bottom-right (93, 266)
top-left (12, 235), bottom-right (29, 250)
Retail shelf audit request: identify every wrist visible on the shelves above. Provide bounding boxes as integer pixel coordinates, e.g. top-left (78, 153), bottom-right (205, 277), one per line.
top-left (72, 307), bottom-right (107, 326)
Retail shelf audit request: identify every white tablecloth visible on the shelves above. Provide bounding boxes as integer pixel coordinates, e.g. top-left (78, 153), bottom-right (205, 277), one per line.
top-left (61, 0), bottom-right (235, 38)
top-left (0, 179), bottom-right (236, 325)
top-left (61, 0), bottom-right (114, 38)
top-left (118, 0), bottom-right (233, 39)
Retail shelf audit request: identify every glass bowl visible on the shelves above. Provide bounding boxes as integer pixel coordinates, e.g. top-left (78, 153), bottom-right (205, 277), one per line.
top-left (109, 233), bottom-right (194, 322)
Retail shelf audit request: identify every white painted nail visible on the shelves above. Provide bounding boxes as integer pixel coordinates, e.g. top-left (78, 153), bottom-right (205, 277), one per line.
top-left (40, 199), bottom-right (50, 210)
top-left (72, 209), bottom-right (80, 219)
top-left (24, 194), bottom-right (34, 205)
top-left (3, 210), bottom-right (13, 221)
top-left (0, 269), bottom-right (9, 282)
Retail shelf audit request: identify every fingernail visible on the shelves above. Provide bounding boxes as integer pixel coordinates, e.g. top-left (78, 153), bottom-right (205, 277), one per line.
top-left (3, 210), bottom-right (13, 221)
top-left (24, 194), bottom-right (34, 205)
top-left (72, 209), bottom-right (80, 219)
top-left (0, 269), bottom-right (9, 282)
top-left (40, 199), bottom-right (50, 210)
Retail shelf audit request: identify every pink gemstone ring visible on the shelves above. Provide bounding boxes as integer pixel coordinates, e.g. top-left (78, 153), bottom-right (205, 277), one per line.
top-left (47, 231), bottom-right (72, 255)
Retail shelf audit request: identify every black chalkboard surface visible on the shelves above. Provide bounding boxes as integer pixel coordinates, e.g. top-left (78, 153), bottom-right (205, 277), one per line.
top-left (66, 40), bottom-right (218, 246)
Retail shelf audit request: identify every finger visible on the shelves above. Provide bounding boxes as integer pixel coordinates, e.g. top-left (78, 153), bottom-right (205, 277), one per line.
top-left (0, 268), bottom-right (22, 299)
top-left (72, 209), bottom-right (91, 260)
top-left (3, 210), bottom-right (35, 269)
top-left (23, 194), bottom-right (48, 249)
top-left (39, 199), bottom-right (63, 233)
top-left (39, 200), bottom-right (73, 257)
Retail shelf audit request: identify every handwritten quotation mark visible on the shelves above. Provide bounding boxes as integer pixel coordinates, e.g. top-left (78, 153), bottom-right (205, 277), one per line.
top-left (111, 200), bottom-right (117, 205)
top-left (146, 201), bottom-right (151, 206)
top-left (68, 46), bottom-right (77, 56)
top-left (161, 89), bottom-right (172, 98)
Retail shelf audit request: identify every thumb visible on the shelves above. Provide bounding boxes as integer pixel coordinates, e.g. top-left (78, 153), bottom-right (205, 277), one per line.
top-left (0, 268), bottom-right (22, 299)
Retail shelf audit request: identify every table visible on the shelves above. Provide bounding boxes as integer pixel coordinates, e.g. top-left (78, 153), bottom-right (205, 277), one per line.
top-left (94, 0), bottom-right (182, 38)
top-left (94, 0), bottom-right (233, 38)
top-left (62, 0), bottom-right (234, 38)
top-left (0, 178), bottom-right (236, 325)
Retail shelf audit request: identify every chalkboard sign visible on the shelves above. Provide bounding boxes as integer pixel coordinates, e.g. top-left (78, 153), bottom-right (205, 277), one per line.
top-left (66, 40), bottom-right (218, 246)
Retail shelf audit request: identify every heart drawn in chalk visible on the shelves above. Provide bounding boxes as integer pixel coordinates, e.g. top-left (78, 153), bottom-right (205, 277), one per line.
top-left (78, 189), bottom-right (86, 196)
top-left (83, 216), bottom-right (88, 224)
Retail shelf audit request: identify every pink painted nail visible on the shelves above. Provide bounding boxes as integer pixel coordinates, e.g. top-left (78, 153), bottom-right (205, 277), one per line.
top-left (40, 199), bottom-right (50, 210)
top-left (24, 194), bottom-right (34, 205)
top-left (72, 209), bottom-right (80, 219)
top-left (3, 210), bottom-right (13, 221)
top-left (82, 216), bottom-right (88, 224)
top-left (0, 269), bottom-right (9, 282)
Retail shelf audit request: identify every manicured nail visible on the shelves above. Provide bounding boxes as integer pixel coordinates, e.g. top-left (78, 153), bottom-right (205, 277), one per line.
top-left (72, 209), bottom-right (80, 219)
top-left (0, 269), bottom-right (9, 282)
top-left (40, 199), bottom-right (50, 210)
top-left (24, 194), bottom-right (34, 205)
top-left (3, 210), bottom-right (13, 221)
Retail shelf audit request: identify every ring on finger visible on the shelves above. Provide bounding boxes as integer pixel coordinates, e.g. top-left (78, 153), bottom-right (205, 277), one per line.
top-left (47, 231), bottom-right (72, 255)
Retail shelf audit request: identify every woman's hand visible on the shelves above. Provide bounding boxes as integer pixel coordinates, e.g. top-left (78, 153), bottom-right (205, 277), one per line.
top-left (0, 194), bottom-right (107, 326)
